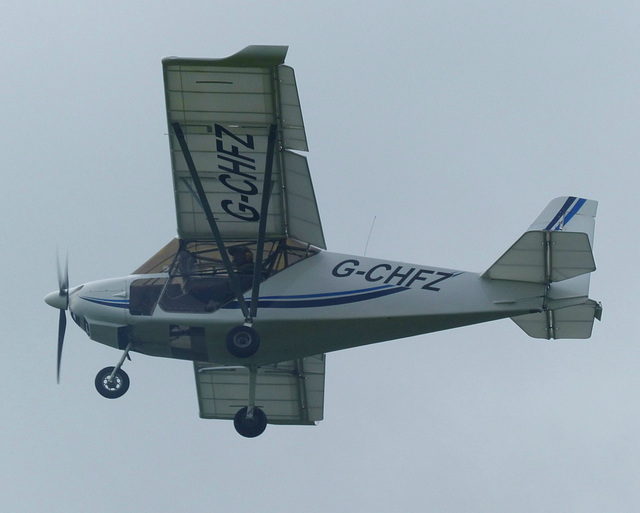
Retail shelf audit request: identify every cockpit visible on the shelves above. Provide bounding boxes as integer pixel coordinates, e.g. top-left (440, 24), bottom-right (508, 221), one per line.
top-left (129, 238), bottom-right (319, 316)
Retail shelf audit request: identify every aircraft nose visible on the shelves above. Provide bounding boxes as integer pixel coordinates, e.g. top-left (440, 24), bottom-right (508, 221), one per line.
top-left (45, 290), bottom-right (67, 310)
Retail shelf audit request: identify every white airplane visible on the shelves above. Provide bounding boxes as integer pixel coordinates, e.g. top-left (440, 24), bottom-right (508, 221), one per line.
top-left (45, 46), bottom-right (602, 437)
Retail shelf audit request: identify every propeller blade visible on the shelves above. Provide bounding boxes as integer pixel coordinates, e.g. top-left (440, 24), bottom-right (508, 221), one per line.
top-left (57, 253), bottom-right (69, 308)
top-left (57, 309), bottom-right (67, 384)
top-left (54, 252), bottom-right (69, 383)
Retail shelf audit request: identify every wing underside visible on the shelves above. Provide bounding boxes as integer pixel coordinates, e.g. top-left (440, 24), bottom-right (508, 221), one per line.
top-left (193, 355), bottom-right (325, 425)
top-left (163, 46), bottom-right (325, 249)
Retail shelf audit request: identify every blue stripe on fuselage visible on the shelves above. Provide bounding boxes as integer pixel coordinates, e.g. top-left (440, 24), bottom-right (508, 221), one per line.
top-left (224, 285), bottom-right (408, 309)
top-left (81, 285), bottom-right (408, 311)
top-left (81, 297), bottom-right (130, 309)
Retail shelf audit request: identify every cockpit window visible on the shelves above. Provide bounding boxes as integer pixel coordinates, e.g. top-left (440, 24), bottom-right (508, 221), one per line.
top-left (130, 238), bottom-right (318, 315)
top-left (130, 277), bottom-right (167, 316)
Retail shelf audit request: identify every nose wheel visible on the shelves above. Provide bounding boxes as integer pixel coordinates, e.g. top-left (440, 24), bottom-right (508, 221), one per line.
top-left (95, 341), bottom-right (132, 399)
top-left (95, 366), bottom-right (130, 398)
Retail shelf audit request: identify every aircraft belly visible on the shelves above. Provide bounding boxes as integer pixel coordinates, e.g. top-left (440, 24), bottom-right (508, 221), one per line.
top-left (253, 312), bottom-right (513, 361)
top-left (249, 297), bottom-right (540, 363)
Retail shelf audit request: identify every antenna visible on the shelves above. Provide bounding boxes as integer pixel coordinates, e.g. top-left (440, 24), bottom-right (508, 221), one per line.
top-left (364, 216), bottom-right (377, 256)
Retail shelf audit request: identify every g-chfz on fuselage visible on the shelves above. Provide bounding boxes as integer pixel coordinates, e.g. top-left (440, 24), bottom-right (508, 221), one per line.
top-left (45, 46), bottom-right (602, 437)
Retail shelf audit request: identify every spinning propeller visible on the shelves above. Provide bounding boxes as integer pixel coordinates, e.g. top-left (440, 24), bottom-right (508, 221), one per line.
top-left (44, 255), bottom-right (69, 383)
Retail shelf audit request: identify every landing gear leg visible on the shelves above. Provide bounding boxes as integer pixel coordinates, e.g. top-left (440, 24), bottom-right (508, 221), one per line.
top-left (95, 342), bottom-right (132, 399)
top-left (233, 365), bottom-right (267, 438)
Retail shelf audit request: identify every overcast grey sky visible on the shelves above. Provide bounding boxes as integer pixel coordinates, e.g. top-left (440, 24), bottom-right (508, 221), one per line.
top-left (3, 1), bottom-right (640, 512)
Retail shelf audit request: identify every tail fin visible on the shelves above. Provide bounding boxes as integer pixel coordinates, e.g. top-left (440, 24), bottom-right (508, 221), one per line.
top-left (482, 197), bottom-right (602, 339)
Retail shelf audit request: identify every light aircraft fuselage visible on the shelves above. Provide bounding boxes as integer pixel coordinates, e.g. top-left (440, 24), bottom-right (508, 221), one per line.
top-left (58, 250), bottom-right (552, 365)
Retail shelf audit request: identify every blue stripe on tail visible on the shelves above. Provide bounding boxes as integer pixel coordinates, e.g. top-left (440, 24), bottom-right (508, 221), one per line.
top-left (545, 196), bottom-right (586, 231)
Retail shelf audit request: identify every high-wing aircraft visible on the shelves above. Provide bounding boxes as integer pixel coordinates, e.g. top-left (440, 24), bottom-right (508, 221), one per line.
top-left (44, 46), bottom-right (602, 437)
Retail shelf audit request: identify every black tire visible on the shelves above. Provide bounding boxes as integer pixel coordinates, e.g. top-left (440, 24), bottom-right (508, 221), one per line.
top-left (95, 366), bottom-right (130, 399)
top-left (226, 325), bottom-right (260, 358)
top-left (233, 406), bottom-right (267, 438)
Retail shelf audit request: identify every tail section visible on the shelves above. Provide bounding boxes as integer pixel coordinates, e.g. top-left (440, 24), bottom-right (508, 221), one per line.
top-left (482, 196), bottom-right (601, 339)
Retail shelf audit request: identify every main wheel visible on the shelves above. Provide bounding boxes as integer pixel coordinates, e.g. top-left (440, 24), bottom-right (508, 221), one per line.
top-left (226, 325), bottom-right (260, 358)
top-left (233, 406), bottom-right (267, 438)
top-left (95, 366), bottom-right (130, 399)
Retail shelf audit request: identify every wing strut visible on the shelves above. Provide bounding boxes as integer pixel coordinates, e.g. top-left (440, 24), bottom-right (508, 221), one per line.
top-left (250, 123), bottom-right (277, 319)
top-left (171, 122), bottom-right (251, 322)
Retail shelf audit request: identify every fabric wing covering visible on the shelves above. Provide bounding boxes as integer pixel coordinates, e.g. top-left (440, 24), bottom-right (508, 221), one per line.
top-left (163, 45), bottom-right (326, 249)
top-left (194, 355), bottom-right (325, 425)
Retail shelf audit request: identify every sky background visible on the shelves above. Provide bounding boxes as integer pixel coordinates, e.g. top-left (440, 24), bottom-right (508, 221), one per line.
top-left (3, 1), bottom-right (639, 511)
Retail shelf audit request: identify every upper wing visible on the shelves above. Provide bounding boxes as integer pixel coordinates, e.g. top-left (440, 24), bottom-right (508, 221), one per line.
top-left (163, 46), bottom-right (325, 249)
top-left (193, 355), bottom-right (325, 425)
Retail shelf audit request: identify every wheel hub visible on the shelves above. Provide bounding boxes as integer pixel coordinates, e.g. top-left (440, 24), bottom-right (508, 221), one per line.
top-left (233, 332), bottom-right (252, 348)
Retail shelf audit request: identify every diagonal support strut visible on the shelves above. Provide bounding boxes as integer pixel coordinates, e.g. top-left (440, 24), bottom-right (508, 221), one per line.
top-left (250, 123), bottom-right (278, 319)
top-left (171, 122), bottom-right (251, 321)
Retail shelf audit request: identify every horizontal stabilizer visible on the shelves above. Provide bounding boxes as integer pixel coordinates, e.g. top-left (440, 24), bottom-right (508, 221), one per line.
top-left (482, 230), bottom-right (595, 283)
top-left (511, 300), bottom-right (602, 339)
top-left (482, 197), bottom-right (598, 284)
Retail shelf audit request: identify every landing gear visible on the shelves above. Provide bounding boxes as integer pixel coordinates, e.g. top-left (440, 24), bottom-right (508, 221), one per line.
top-left (95, 366), bottom-right (130, 398)
top-left (234, 406), bottom-right (267, 438)
top-left (226, 325), bottom-right (260, 358)
top-left (231, 364), bottom-right (268, 437)
top-left (95, 341), bottom-right (132, 399)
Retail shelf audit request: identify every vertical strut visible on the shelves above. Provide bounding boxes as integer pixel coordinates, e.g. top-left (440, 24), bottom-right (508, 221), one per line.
top-left (544, 231), bottom-right (553, 286)
top-left (246, 365), bottom-right (258, 419)
top-left (108, 341), bottom-right (133, 382)
top-left (543, 231), bottom-right (553, 339)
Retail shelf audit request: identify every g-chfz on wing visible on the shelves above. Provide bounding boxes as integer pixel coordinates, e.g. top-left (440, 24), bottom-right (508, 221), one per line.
top-left (163, 45), bottom-right (325, 249)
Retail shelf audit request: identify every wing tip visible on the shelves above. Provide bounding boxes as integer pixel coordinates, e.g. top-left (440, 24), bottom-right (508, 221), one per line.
top-left (162, 45), bottom-right (289, 68)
